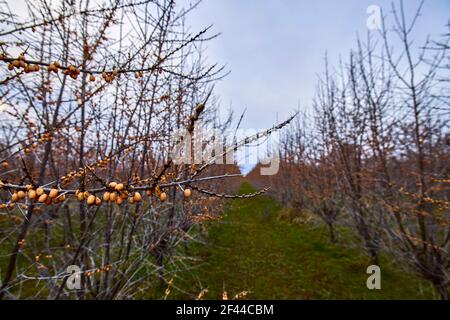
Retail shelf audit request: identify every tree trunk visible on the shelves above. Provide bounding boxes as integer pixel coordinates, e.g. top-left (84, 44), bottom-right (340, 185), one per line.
top-left (327, 223), bottom-right (337, 243)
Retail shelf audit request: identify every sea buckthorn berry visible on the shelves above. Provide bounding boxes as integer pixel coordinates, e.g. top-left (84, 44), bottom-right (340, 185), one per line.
top-left (109, 192), bottom-right (117, 202)
top-left (115, 183), bottom-right (124, 191)
top-left (36, 187), bottom-right (44, 196)
top-left (183, 189), bottom-right (192, 198)
top-left (133, 192), bottom-right (142, 202)
top-left (159, 192), bottom-right (167, 202)
top-left (11, 192), bottom-right (19, 202)
top-left (109, 182), bottom-right (117, 189)
top-left (49, 188), bottom-right (58, 198)
top-left (17, 190), bottom-right (26, 199)
top-left (38, 194), bottom-right (48, 203)
top-left (103, 192), bottom-right (110, 202)
top-left (28, 189), bottom-right (37, 200)
top-left (87, 195), bottom-right (96, 206)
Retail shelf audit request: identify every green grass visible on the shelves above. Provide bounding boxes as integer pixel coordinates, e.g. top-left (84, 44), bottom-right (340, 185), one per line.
top-left (165, 182), bottom-right (437, 300)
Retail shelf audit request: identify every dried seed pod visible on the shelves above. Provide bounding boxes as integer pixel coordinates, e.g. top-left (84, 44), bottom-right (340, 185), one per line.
top-left (87, 195), bottom-right (96, 206)
top-left (183, 189), bottom-right (192, 198)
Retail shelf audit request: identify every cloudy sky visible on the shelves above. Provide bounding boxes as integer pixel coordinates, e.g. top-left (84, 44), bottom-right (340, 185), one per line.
top-left (183, 0), bottom-right (449, 130)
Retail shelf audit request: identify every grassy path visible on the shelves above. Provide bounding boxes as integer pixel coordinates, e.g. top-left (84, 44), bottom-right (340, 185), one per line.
top-left (168, 183), bottom-right (436, 299)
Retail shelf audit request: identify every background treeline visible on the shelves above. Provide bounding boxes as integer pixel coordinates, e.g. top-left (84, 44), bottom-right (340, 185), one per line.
top-left (248, 3), bottom-right (449, 299)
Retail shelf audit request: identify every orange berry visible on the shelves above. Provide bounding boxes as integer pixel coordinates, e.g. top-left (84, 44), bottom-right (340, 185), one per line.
top-left (87, 195), bottom-right (96, 206)
top-left (108, 182), bottom-right (117, 189)
top-left (38, 194), bottom-right (48, 203)
top-left (11, 192), bottom-right (19, 202)
top-left (133, 192), bottom-right (142, 202)
top-left (28, 189), bottom-right (37, 200)
top-left (49, 188), bottom-right (58, 198)
top-left (183, 189), bottom-right (192, 198)
top-left (36, 187), bottom-right (44, 196)
top-left (109, 192), bottom-right (117, 202)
